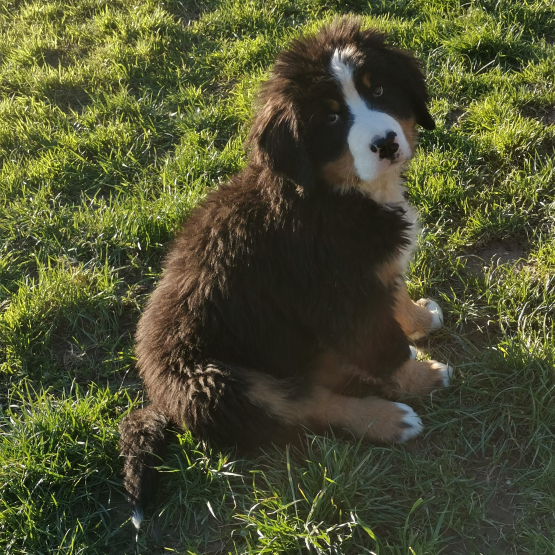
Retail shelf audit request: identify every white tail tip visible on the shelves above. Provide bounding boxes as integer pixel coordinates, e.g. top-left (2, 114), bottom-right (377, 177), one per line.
top-left (131, 507), bottom-right (143, 530)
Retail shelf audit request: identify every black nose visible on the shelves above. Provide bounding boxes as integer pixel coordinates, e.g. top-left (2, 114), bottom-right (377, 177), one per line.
top-left (370, 131), bottom-right (399, 160)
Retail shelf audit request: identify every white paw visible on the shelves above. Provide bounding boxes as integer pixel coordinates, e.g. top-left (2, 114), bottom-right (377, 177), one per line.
top-left (432, 361), bottom-right (453, 388)
top-left (425, 300), bottom-right (444, 331)
top-left (408, 299), bottom-right (444, 340)
top-left (394, 402), bottom-right (423, 442)
top-left (409, 346), bottom-right (418, 360)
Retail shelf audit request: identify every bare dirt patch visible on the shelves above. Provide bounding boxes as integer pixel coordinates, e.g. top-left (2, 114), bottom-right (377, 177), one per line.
top-left (465, 238), bottom-right (527, 276)
top-left (445, 108), bottom-right (469, 129)
top-left (165, 0), bottom-right (211, 27)
top-left (525, 105), bottom-right (555, 127)
top-left (479, 239), bottom-right (525, 266)
top-left (40, 44), bottom-right (90, 69)
top-left (543, 108), bottom-right (555, 126)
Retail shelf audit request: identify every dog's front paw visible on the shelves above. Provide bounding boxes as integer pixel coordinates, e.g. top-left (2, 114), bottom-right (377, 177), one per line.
top-left (430, 360), bottom-right (453, 388)
top-left (389, 359), bottom-right (453, 396)
top-left (393, 403), bottom-right (423, 443)
top-left (422, 299), bottom-right (443, 331)
top-left (408, 299), bottom-right (443, 340)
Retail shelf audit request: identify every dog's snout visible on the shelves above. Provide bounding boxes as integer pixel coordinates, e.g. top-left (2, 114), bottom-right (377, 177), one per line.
top-left (370, 131), bottom-right (399, 160)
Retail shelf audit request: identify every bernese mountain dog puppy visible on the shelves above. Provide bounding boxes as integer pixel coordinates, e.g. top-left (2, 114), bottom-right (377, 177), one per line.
top-left (120, 17), bottom-right (452, 527)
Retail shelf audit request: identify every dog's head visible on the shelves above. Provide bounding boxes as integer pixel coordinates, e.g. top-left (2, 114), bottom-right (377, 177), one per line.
top-left (248, 18), bottom-right (435, 194)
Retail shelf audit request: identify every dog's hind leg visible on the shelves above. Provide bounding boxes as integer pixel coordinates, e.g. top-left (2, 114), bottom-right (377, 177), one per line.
top-left (120, 361), bottom-right (427, 526)
top-left (243, 370), bottom-right (423, 444)
top-left (153, 362), bottom-right (425, 448)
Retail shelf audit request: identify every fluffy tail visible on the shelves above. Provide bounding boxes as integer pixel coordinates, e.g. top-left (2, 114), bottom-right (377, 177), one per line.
top-left (119, 405), bottom-right (168, 529)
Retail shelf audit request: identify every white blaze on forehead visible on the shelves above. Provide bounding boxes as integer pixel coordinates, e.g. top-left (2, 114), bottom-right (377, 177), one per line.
top-left (330, 48), bottom-right (365, 114)
top-left (329, 46), bottom-right (359, 98)
top-left (329, 49), bottom-right (411, 183)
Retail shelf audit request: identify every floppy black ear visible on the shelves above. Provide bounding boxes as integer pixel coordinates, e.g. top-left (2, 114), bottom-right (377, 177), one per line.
top-left (414, 100), bottom-right (435, 131)
top-left (395, 49), bottom-right (436, 130)
top-left (248, 103), bottom-right (314, 191)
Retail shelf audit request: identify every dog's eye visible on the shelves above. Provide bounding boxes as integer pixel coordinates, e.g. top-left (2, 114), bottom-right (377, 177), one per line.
top-left (372, 86), bottom-right (384, 97)
top-left (326, 113), bottom-right (340, 125)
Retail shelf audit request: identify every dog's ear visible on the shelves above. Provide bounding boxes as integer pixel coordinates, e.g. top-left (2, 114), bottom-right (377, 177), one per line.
top-left (248, 101), bottom-right (314, 191)
top-left (395, 50), bottom-right (436, 131)
top-left (413, 96), bottom-right (435, 131)
top-left (358, 31), bottom-right (435, 131)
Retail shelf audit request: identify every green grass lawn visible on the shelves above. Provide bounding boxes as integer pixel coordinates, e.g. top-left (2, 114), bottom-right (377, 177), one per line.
top-left (1, 0), bottom-right (554, 553)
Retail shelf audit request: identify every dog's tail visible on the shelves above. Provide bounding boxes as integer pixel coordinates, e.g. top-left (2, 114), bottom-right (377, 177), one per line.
top-left (119, 405), bottom-right (168, 529)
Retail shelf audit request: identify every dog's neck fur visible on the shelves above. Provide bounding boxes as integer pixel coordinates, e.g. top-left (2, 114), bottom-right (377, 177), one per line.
top-left (358, 167), bottom-right (406, 205)
top-left (344, 165), bottom-right (419, 274)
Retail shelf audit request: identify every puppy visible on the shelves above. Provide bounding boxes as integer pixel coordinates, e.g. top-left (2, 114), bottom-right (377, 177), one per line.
top-left (119, 17), bottom-right (450, 527)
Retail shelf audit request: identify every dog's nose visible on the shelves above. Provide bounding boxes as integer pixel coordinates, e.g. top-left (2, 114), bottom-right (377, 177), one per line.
top-left (370, 131), bottom-right (399, 160)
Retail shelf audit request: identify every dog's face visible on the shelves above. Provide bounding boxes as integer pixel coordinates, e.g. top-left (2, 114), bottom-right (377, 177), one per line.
top-left (249, 19), bottom-right (435, 193)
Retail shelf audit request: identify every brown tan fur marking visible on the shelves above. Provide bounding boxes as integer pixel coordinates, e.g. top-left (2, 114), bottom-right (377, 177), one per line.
top-left (243, 370), bottom-right (416, 443)
top-left (321, 393), bottom-right (417, 443)
top-left (309, 351), bottom-right (365, 393)
top-left (320, 147), bottom-right (360, 187)
top-left (387, 358), bottom-right (448, 396)
top-left (362, 73), bottom-right (372, 89)
top-left (327, 98), bottom-right (341, 112)
top-left (376, 259), bottom-right (402, 288)
top-left (399, 117), bottom-right (418, 152)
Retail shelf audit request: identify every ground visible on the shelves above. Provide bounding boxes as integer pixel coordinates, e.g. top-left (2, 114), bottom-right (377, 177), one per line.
top-left (0, 0), bottom-right (554, 553)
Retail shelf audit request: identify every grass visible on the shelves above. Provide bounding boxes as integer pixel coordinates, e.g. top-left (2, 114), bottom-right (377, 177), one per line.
top-left (0, 0), bottom-right (554, 553)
